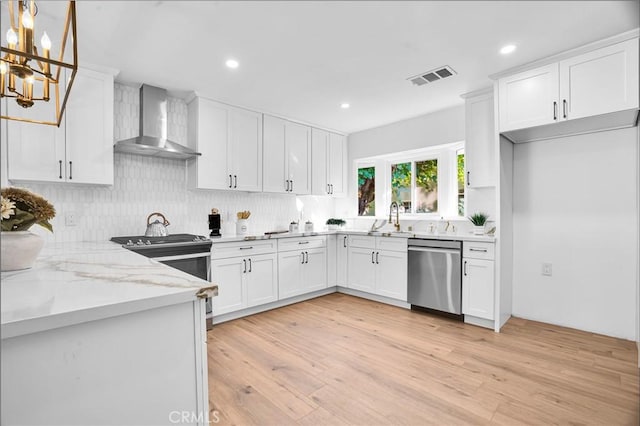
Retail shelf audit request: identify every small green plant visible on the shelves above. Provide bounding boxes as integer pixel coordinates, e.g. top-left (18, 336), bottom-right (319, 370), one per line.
top-left (326, 218), bottom-right (346, 226)
top-left (468, 212), bottom-right (489, 226)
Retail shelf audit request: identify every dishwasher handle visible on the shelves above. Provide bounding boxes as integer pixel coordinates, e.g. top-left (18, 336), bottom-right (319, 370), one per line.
top-left (408, 246), bottom-right (461, 255)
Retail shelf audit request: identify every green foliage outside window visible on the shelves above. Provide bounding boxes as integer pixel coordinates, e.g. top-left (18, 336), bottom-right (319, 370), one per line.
top-left (457, 153), bottom-right (465, 216)
top-left (358, 167), bottom-right (375, 216)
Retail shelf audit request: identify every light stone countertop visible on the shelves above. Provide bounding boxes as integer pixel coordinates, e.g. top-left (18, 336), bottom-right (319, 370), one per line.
top-left (210, 229), bottom-right (496, 244)
top-left (1, 241), bottom-right (217, 339)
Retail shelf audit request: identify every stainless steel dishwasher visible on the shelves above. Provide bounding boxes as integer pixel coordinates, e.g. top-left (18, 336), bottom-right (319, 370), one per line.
top-left (407, 239), bottom-right (462, 316)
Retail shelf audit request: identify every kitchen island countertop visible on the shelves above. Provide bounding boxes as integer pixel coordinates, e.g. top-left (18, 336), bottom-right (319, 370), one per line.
top-left (1, 241), bottom-right (217, 339)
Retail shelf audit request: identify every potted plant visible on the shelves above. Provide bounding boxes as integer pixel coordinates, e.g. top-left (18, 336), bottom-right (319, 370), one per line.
top-left (326, 218), bottom-right (346, 230)
top-left (467, 212), bottom-right (489, 235)
top-left (1, 187), bottom-right (56, 271)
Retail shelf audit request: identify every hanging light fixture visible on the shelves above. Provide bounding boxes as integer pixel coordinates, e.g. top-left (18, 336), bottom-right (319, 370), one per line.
top-left (0, 0), bottom-right (77, 126)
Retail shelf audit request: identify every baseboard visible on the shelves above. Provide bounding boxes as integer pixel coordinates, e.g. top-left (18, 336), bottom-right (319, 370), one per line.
top-left (336, 287), bottom-right (410, 309)
top-left (465, 315), bottom-right (495, 330)
top-left (211, 287), bottom-right (337, 325)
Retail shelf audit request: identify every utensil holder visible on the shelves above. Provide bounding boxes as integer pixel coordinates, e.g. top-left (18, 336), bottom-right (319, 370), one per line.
top-left (236, 219), bottom-right (248, 236)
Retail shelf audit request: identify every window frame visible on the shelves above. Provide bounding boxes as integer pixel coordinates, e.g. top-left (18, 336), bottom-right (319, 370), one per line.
top-left (354, 141), bottom-right (464, 220)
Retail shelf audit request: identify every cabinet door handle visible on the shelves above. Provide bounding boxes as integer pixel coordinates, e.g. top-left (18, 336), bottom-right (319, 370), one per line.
top-left (229, 174), bottom-right (233, 188)
top-left (553, 101), bottom-right (558, 121)
top-left (563, 99), bottom-right (567, 119)
top-left (68, 161), bottom-right (73, 180)
top-left (330, 184), bottom-right (334, 194)
top-left (59, 160), bottom-right (63, 179)
top-left (466, 171), bottom-right (470, 187)
top-left (285, 180), bottom-right (290, 192)
top-left (327, 183), bottom-right (330, 194)
top-left (464, 260), bottom-right (467, 276)
top-left (376, 251), bottom-right (379, 264)
top-left (290, 180), bottom-right (294, 192)
top-left (343, 236), bottom-right (347, 248)
top-left (469, 248), bottom-right (488, 252)
top-left (248, 258), bottom-right (252, 272)
top-left (301, 252), bottom-right (305, 264)
top-left (298, 241), bottom-right (309, 245)
top-left (233, 175), bottom-right (238, 188)
top-left (371, 251), bottom-right (375, 264)
top-left (239, 246), bottom-right (254, 250)
top-left (306, 251), bottom-right (309, 264)
top-left (243, 259), bottom-right (247, 273)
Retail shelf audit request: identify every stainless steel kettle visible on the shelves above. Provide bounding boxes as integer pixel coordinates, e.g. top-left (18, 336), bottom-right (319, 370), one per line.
top-left (145, 212), bottom-right (170, 237)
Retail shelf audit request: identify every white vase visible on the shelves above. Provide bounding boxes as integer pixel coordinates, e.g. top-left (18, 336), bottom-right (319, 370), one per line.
top-left (1, 231), bottom-right (45, 272)
top-left (473, 225), bottom-right (485, 235)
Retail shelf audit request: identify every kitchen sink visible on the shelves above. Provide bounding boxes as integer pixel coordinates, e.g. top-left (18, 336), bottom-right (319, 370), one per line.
top-left (367, 230), bottom-right (413, 237)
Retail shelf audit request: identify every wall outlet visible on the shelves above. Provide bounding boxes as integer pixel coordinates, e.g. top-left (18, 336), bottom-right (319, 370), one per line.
top-left (542, 262), bottom-right (552, 276)
top-left (65, 213), bottom-right (78, 227)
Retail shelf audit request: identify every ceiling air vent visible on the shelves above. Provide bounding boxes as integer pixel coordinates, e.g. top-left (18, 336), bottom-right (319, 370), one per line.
top-left (408, 65), bottom-right (457, 86)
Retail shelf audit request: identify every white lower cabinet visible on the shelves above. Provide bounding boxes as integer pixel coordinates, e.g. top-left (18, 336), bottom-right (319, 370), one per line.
top-left (347, 247), bottom-right (377, 293)
top-left (278, 243), bottom-right (327, 299)
top-left (462, 241), bottom-right (495, 321)
top-left (347, 236), bottom-right (408, 302)
top-left (211, 252), bottom-right (277, 316)
top-left (376, 250), bottom-right (408, 301)
top-left (336, 234), bottom-right (349, 286)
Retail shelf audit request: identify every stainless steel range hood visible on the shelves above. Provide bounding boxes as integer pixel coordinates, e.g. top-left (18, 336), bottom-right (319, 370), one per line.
top-left (114, 84), bottom-right (201, 160)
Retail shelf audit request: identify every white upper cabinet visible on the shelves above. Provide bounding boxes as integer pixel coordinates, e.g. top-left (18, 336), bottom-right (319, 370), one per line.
top-left (311, 128), bottom-right (347, 197)
top-left (498, 63), bottom-right (559, 132)
top-left (498, 37), bottom-right (639, 139)
top-left (262, 115), bottom-right (311, 195)
top-left (188, 97), bottom-right (262, 191)
top-left (559, 38), bottom-right (639, 120)
top-left (464, 89), bottom-right (495, 188)
top-left (7, 67), bottom-right (114, 184)
top-left (65, 68), bottom-right (115, 185)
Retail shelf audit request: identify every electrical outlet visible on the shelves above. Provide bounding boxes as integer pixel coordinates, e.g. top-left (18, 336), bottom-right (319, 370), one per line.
top-left (542, 263), bottom-right (552, 276)
top-left (65, 212), bottom-right (78, 227)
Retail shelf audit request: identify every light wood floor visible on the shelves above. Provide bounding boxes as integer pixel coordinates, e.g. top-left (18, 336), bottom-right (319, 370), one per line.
top-left (207, 293), bottom-right (639, 425)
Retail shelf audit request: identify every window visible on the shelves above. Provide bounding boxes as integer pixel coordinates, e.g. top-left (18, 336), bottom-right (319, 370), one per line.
top-left (416, 159), bottom-right (438, 213)
top-left (391, 162), bottom-right (411, 212)
top-left (457, 150), bottom-right (465, 216)
top-left (358, 166), bottom-right (375, 216)
top-left (391, 159), bottom-right (438, 214)
top-left (356, 141), bottom-right (462, 218)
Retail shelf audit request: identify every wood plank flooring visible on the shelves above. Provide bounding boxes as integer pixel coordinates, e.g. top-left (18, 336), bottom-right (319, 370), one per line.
top-left (207, 293), bottom-right (639, 425)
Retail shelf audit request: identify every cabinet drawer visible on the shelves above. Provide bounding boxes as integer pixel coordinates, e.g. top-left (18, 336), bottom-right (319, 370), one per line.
top-left (211, 240), bottom-right (276, 259)
top-left (376, 237), bottom-right (407, 253)
top-left (463, 241), bottom-right (495, 260)
top-left (278, 236), bottom-right (326, 252)
top-left (348, 235), bottom-right (375, 249)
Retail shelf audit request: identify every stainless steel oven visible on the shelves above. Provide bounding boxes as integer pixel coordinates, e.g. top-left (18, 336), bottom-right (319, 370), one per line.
top-left (111, 234), bottom-right (213, 327)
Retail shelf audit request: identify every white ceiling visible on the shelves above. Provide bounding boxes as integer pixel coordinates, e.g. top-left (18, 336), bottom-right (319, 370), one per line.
top-left (63, 1), bottom-right (640, 133)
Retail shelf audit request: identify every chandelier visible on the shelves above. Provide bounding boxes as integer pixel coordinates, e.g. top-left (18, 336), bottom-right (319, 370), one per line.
top-left (0, 0), bottom-right (77, 126)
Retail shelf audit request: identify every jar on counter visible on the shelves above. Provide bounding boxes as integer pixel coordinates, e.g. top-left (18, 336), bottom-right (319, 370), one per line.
top-left (289, 221), bottom-right (299, 233)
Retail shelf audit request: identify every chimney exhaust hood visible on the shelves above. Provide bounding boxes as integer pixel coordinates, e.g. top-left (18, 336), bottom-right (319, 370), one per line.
top-left (114, 84), bottom-right (201, 160)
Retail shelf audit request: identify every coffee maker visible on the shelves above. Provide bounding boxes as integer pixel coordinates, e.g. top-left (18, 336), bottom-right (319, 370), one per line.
top-left (209, 208), bottom-right (221, 238)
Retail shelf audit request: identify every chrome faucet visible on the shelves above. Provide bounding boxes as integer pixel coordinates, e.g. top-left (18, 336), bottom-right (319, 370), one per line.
top-left (389, 202), bottom-right (401, 231)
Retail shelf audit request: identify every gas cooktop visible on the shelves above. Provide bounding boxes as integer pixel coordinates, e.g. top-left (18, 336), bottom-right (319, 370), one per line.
top-left (110, 233), bottom-right (210, 248)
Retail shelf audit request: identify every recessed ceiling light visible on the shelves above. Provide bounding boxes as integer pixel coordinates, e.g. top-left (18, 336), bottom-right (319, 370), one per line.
top-left (340, 103), bottom-right (350, 109)
top-left (500, 44), bottom-right (517, 55)
top-left (225, 59), bottom-right (239, 69)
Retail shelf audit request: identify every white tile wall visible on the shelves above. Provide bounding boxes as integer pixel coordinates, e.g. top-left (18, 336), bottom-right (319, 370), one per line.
top-left (19, 83), bottom-right (335, 242)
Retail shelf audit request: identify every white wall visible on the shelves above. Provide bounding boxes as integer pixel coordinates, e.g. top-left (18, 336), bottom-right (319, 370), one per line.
top-left (512, 127), bottom-right (638, 340)
top-left (3, 84), bottom-right (335, 242)
top-left (337, 105), bottom-right (471, 220)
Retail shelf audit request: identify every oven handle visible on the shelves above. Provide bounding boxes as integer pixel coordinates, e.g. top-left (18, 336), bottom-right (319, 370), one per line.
top-left (152, 253), bottom-right (211, 262)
